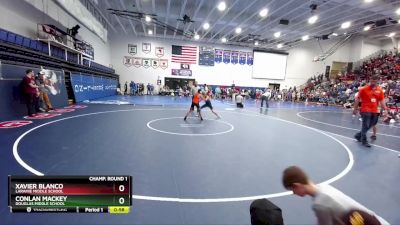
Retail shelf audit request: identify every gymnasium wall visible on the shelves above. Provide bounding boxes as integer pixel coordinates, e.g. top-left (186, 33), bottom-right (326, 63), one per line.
top-left (381, 38), bottom-right (399, 51)
top-left (110, 35), bottom-right (360, 90)
top-left (349, 36), bottom-right (364, 62)
top-left (361, 39), bottom-right (383, 59)
top-left (290, 35), bottom-right (400, 80)
top-left (110, 36), bottom-right (261, 89)
top-left (286, 38), bottom-right (354, 89)
top-left (111, 33), bottom-right (398, 91)
top-left (0, 0), bottom-right (111, 66)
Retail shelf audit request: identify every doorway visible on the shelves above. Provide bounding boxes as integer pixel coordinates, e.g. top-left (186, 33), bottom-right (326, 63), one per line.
top-left (64, 71), bottom-right (75, 104)
top-left (164, 77), bottom-right (195, 90)
top-left (268, 83), bottom-right (280, 90)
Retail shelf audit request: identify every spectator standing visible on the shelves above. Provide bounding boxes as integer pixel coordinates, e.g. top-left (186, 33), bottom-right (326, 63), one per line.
top-left (261, 89), bottom-right (271, 108)
top-left (130, 81), bottom-right (134, 95)
top-left (147, 83), bottom-right (151, 95)
top-left (36, 71), bottom-right (54, 111)
top-left (236, 94), bottom-right (244, 108)
top-left (124, 81), bottom-right (128, 95)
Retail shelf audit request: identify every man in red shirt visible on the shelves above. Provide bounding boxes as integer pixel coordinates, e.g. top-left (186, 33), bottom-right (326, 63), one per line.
top-left (22, 69), bottom-right (39, 117)
top-left (353, 75), bottom-right (387, 147)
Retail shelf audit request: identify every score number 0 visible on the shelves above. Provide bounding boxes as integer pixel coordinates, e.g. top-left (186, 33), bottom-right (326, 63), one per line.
top-left (118, 185), bottom-right (125, 205)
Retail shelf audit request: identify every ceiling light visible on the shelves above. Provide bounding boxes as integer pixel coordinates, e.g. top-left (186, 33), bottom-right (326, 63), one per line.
top-left (221, 37), bottom-right (227, 43)
top-left (148, 30), bottom-right (153, 35)
top-left (396, 8), bottom-right (400, 15)
top-left (341, 21), bottom-right (351, 29)
top-left (235, 27), bottom-right (242, 34)
top-left (364, 0), bottom-right (373, 2)
top-left (203, 22), bottom-right (210, 30)
top-left (254, 41), bottom-right (259, 46)
top-left (194, 34), bottom-right (200, 40)
top-left (332, 33), bottom-right (338, 36)
top-left (274, 32), bottom-right (281, 38)
top-left (308, 15), bottom-right (318, 24)
top-left (302, 35), bottom-right (309, 41)
top-left (277, 43), bottom-right (283, 48)
top-left (259, 8), bottom-right (268, 17)
top-left (363, 25), bottom-right (371, 31)
top-left (145, 16), bottom-right (151, 22)
top-left (387, 32), bottom-right (396, 37)
top-left (217, 1), bottom-right (226, 11)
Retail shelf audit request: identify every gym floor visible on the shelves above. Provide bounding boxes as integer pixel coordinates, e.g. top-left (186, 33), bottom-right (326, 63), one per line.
top-left (1, 95), bottom-right (399, 225)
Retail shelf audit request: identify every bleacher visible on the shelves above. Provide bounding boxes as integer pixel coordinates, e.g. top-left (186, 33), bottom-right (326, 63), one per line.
top-left (0, 28), bottom-right (115, 75)
top-left (297, 51), bottom-right (400, 117)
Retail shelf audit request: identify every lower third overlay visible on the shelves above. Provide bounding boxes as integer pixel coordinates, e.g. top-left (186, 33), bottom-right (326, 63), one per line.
top-left (8, 175), bottom-right (132, 214)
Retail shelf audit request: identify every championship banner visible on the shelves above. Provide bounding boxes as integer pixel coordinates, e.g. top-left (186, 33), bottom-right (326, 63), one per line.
top-left (215, 49), bottom-right (223, 63)
top-left (133, 58), bottom-right (142, 67)
top-left (231, 51), bottom-right (239, 64)
top-left (142, 43), bottom-right (151, 54)
top-left (223, 50), bottom-right (231, 64)
top-left (123, 56), bottom-right (132, 67)
top-left (142, 59), bottom-right (151, 68)
top-left (155, 47), bottom-right (164, 58)
top-left (171, 69), bottom-right (192, 77)
top-left (199, 46), bottom-right (215, 66)
top-left (125, 57), bottom-right (166, 69)
top-left (247, 52), bottom-right (254, 65)
top-left (160, 59), bottom-right (168, 69)
top-left (151, 59), bottom-right (159, 69)
top-left (128, 44), bottom-right (137, 55)
top-left (239, 52), bottom-right (246, 65)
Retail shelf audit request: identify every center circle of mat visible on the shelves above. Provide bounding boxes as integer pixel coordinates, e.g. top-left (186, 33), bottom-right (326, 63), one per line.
top-left (147, 117), bottom-right (234, 136)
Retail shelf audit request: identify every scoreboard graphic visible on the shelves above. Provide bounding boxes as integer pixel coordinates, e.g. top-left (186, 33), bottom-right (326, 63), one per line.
top-left (9, 176), bottom-right (132, 213)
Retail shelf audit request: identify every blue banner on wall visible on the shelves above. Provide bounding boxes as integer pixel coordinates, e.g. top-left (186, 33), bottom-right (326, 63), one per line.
top-left (70, 73), bottom-right (118, 102)
top-left (215, 49), bottom-right (223, 63)
top-left (239, 52), bottom-right (246, 65)
top-left (231, 51), bottom-right (239, 64)
top-left (247, 52), bottom-right (254, 65)
top-left (223, 50), bottom-right (231, 64)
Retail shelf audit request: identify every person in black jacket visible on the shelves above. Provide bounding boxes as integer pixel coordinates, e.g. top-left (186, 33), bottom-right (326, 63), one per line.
top-left (124, 81), bottom-right (128, 95)
top-left (250, 199), bottom-right (284, 225)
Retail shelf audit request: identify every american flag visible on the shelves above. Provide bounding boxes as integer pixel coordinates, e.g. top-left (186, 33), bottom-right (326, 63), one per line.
top-left (171, 45), bottom-right (197, 64)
